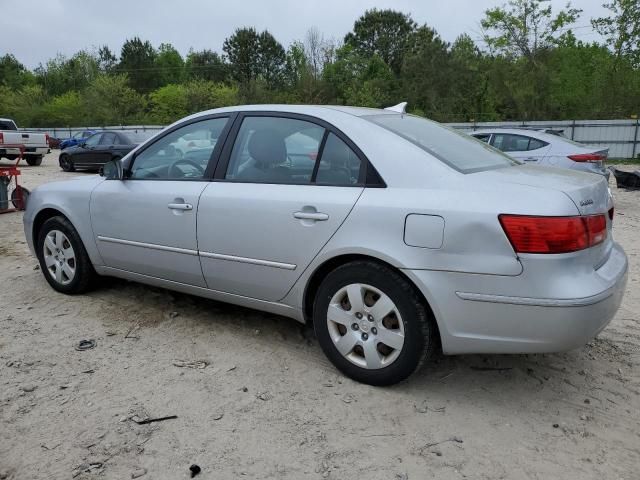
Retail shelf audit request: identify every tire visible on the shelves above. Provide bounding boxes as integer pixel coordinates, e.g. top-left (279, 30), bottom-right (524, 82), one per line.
top-left (10, 186), bottom-right (30, 210)
top-left (313, 260), bottom-right (437, 386)
top-left (59, 154), bottom-right (75, 172)
top-left (36, 216), bottom-right (97, 294)
top-left (25, 155), bottom-right (43, 166)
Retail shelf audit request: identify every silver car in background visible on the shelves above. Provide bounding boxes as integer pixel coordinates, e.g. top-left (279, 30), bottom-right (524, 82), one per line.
top-left (23, 104), bottom-right (628, 385)
top-left (470, 128), bottom-right (610, 179)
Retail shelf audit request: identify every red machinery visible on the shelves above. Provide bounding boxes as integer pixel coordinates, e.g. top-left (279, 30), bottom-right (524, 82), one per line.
top-left (0, 144), bottom-right (30, 214)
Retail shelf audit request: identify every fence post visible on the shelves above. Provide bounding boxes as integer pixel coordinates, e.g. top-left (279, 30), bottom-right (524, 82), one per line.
top-left (632, 117), bottom-right (639, 160)
top-left (571, 120), bottom-right (576, 140)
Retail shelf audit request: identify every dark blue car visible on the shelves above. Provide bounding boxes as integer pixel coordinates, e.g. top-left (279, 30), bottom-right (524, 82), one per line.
top-left (60, 130), bottom-right (98, 150)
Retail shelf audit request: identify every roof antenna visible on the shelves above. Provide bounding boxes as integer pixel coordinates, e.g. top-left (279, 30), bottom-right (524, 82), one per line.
top-left (384, 102), bottom-right (408, 116)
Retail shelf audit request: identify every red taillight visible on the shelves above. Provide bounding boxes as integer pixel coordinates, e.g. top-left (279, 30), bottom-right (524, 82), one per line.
top-left (568, 153), bottom-right (606, 163)
top-left (0, 132), bottom-right (4, 144)
top-left (499, 214), bottom-right (607, 254)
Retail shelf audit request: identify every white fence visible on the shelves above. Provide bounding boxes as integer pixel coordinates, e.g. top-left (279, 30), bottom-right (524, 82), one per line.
top-left (22, 118), bottom-right (640, 159)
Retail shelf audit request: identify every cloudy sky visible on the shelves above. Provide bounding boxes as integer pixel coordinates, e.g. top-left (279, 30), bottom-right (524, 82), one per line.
top-left (2, 0), bottom-right (608, 68)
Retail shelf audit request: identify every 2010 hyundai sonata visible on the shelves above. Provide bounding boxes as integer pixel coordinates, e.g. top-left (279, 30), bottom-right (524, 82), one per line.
top-left (23, 104), bottom-right (628, 386)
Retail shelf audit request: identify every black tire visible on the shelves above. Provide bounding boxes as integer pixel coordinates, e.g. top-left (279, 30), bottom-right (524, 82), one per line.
top-left (25, 155), bottom-right (43, 166)
top-left (59, 154), bottom-right (75, 172)
top-left (313, 260), bottom-right (437, 386)
top-left (10, 186), bottom-right (30, 210)
top-left (36, 216), bottom-right (97, 294)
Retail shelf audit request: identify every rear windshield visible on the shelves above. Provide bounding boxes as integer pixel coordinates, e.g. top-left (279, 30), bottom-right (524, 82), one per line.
top-left (364, 114), bottom-right (519, 173)
top-left (121, 130), bottom-right (156, 144)
top-left (0, 120), bottom-right (17, 130)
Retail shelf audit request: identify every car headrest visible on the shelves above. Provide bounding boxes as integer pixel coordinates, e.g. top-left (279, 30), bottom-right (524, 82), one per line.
top-left (248, 129), bottom-right (286, 168)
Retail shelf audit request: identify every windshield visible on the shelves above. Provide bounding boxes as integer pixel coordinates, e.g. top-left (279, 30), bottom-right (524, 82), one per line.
top-left (121, 130), bottom-right (156, 144)
top-left (365, 114), bottom-right (519, 173)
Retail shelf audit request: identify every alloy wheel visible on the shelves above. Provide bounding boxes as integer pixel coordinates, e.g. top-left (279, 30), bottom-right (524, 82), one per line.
top-left (43, 230), bottom-right (76, 285)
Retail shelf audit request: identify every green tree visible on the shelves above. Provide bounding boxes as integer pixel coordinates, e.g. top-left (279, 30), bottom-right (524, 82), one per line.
top-left (118, 37), bottom-right (157, 92)
top-left (149, 84), bottom-right (188, 123)
top-left (223, 27), bottom-right (261, 85)
top-left (257, 30), bottom-right (286, 88)
top-left (592, 0), bottom-right (640, 67)
top-left (185, 49), bottom-right (229, 83)
top-left (82, 74), bottom-right (145, 125)
top-left (35, 51), bottom-right (99, 96)
top-left (344, 9), bottom-right (416, 73)
top-left (97, 45), bottom-right (118, 73)
top-left (0, 54), bottom-right (34, 89)
top-left (42, 91), bottom-right (84, 126)
top-left (156, 43), bottom-right (185, 86)
top-left (481, 0), bottom-right (582, 60)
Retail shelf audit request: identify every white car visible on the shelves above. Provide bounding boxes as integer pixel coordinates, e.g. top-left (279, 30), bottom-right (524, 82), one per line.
top-left (470, 128), bottom-right (609, 179)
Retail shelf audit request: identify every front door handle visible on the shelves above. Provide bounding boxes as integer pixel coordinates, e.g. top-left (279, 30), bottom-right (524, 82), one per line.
top-left (522, 157), bottom-right (537, 161)
top-left (168, 203), bottom-right (193, 211)
top-left (293, 211), bottom-right (329, 221)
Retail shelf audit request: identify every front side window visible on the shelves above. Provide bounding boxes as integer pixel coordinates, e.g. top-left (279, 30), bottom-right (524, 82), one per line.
top-left (224, 117), bottom-right (324, 184)
top-left (84, 134), bottom-right (102, 147)
top-left (100, 133), bottom-right (116, 145)
top-left (365, 114), bottom-right (518, 174)
top-left (129, 118), bottom-right (228, 180)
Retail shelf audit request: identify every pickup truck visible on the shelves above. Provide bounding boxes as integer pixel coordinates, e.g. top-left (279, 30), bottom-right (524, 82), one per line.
top-left (0, 118), bottom-right (49, 166)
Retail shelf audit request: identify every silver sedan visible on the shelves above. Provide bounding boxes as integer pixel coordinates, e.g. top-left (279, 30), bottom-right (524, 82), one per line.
top-left (23, 104), bottom-right (628, 386)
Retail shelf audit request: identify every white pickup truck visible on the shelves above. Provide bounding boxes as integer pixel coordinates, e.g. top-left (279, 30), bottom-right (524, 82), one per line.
top-left (0, 118), bottom-right (49, 166)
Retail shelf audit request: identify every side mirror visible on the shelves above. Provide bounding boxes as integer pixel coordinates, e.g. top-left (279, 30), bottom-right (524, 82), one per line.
top-left (100, 159), bottom-right (124, 180)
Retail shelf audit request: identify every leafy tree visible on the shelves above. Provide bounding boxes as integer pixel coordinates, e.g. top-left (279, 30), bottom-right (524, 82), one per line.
top-left (118, 37), bottom-right (157, 92)
top-left (256, 30), bottom-right (286, 88)
top-left (185, 49), bottom-right (229, 83)
top-left (98, 45), bottom-right (118, 73)
top-left (481, 0), bottom-right (582, 60)
top-left (223, 27), bottom-right (261, 85)
top-left (344, 9), bottom-right (416, 73)
top-left (156, 43), bottom-right (185, 86)
top-left (41, 91), bottom-right (84, 126)
top-left (83, 74), bottom-right (145, 125)
top-left (35, 51), bottom-right (99, 96)
top-left (0, 54), bottom-right (34, 89)
top-left (592, 0), bottom-right (640, 67)
top-left (149, 84), bottom-right (188, 123)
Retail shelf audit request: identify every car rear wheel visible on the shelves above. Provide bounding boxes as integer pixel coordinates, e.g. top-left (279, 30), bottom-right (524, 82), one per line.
top-left (313, 260), bottom-right (437, 386)
top-left (25, 155), bottom-right (43, 166)
top-left (36, 216), bottom-right (96, 294)
top-left (59, 154), bottom-right (74, 172)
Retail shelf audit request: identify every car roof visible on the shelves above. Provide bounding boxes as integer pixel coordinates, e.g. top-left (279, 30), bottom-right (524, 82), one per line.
top-left (471, 128), bottom-right (563, 141)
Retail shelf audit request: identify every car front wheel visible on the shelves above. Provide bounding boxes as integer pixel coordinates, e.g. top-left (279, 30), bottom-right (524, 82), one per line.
top-left (36, 216), bottom-right (96, 294)
top-left (59, 154), bottom-right (75, 172)
top-left (313, 260), bottom-right (437, 386)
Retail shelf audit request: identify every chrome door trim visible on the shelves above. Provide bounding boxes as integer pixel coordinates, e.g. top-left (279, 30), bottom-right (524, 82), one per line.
top-left (97, 236), bottom-right (199, 256)
top-left (199, 251), bottom-right (296, 270)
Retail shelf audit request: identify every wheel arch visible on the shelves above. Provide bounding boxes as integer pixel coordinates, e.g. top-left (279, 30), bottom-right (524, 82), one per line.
top-left (302, 253), bottom-right (442, 344)
top-left (32, 207), bottom-right (71, 245)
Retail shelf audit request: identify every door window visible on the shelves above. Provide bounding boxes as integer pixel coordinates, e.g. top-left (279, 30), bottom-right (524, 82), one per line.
top-left (224, 117), bottom-right (324, 184)
top-left (472, 133), bottom-right (491, 143)
top-left (100, 133), bottom-right (117, 145)
top-left (315, 133), bottom-right (362, 185)
top-left (129, 117), bottom-right (228, 180)
top-left (528, 138), bottom-right (549, 150)
top-left (492, 134), bottom-right (531, 152)
top-left (84, 133), bottom-right (102, 147)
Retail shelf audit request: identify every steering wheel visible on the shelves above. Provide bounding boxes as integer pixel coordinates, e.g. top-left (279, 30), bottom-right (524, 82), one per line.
top-left (168, 158), bottom-right (205, 178)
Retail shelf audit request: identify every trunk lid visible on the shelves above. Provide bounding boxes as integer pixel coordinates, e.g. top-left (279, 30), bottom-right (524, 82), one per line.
top-left (477, 165), bottom-right (613, 267)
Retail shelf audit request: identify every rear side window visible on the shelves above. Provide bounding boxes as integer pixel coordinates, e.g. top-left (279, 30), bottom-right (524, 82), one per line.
top-left (493, 134), bottom-right (530, 152)
top-left (472, 133), bottom-right (491, 143)
top-left (528, 138), bottom-right (549, 150)
top-left (316, 133), bottom-right (362, 185)
top-left (365, 114), bottom-right (517, 173)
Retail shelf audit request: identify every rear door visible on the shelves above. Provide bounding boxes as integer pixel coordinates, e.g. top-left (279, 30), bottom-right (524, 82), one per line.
top-left (197, 113), bottom-right (365, 301)
top-left (491, 133), bottom-right (550, 164)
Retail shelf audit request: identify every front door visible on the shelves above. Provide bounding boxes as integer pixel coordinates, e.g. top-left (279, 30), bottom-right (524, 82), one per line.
top-left (197, 114), bottom-right (365, 301)
top-left (74, 132), bottom-right (103, 168)
top-left (90, 116), bottom-right (231, 286)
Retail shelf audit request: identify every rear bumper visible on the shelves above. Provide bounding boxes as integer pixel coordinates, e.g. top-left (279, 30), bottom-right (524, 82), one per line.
top-left (404, 242), bottom-right (628, 354)
top-left (0, 147), bottom-right (48, 156)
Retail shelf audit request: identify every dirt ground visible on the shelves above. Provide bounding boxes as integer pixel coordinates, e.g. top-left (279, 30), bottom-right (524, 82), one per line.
top-left (1, 152), bottom-right (639, 480)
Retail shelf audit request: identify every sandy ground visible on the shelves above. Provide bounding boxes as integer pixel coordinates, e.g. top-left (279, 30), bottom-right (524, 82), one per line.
top-left (0, 152), bottom-right (639, 480)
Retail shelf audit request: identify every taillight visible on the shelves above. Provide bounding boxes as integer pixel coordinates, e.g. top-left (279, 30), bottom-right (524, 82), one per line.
top-left (568, 153), bottom-right (606, 163)
top-left (499, 214), bottom-right (607, 254)
top-left (0, 132), bottom-right (4, 144)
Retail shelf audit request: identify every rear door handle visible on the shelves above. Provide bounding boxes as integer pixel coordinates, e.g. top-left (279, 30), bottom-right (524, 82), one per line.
top-left (168, 203), bottom-right (193, 211)
top-left (293, 211), bottom-right (329, 221)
